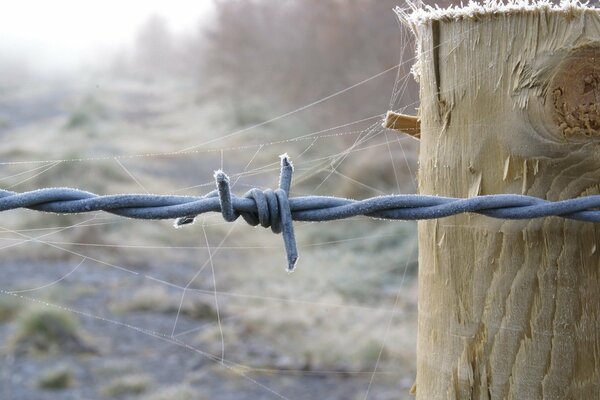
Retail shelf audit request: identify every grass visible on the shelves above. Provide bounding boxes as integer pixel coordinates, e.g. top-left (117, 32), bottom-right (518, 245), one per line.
top-left (112, 285), bottom-right (218, 320)
top-left (143, 384), bottom-right (205, 400)
top-left (196, 293), bottom-right (417, 373)
top-left (36, 365), bottom-right (75, 390)
top-left (10, 306), bottom-right (93, 355)
top-left (0, 70), bottom-right (420, 397)
top-left (356, 339), bottom-right (390, 364)
top-left (102, 374), bottom-right (152, 397)
top-left (0, 295), bottom-right (21, 322)
top-left (180, 300), bottom-right (219, 320)
top-left (119, 286), bottom-right (173, 313)
top-left (0, 116), bottom-right (9, 130)
top-left (64, 95), bottom-right (109, 130)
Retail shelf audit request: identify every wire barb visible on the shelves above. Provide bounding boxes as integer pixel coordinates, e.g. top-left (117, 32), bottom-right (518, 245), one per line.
top-left (3, 154), bottom-right (600, 271)
top-left (177, 154), bottom-right (298, 271)
top-left (215, 170), bottom-right (237, 222)
top-left (276, 154), bottom-right (297, 271)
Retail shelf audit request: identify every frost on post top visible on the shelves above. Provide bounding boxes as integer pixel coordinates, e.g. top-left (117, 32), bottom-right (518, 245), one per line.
top-left (395, 0), bottom-right (598, 26)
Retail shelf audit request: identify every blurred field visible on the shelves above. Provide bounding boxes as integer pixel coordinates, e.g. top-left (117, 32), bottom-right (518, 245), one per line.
top-left (0, 1), bottom-right (422, 399)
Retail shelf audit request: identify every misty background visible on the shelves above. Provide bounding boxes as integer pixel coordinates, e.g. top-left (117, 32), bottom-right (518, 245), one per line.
top-left (1, 1), bottom-right (464, 399)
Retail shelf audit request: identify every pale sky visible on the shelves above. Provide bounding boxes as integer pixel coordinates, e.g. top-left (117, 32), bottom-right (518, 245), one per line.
top-left (0, 0), bottom-right (214, 70)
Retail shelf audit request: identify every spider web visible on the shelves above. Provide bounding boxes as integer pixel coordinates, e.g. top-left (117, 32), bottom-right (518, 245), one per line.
top-left (0, 6), bottom-right (486, 399)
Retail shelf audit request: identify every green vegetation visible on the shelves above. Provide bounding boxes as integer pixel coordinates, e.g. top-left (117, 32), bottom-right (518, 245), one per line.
top-left (144, 384), bottom-right (204, 400)
top-left (102, 374), bottom-right (152, 397)
top-left (64, 95), bottom-right (108, 130)
top-left (357, 339), bottom-right (390, 364)
top-left (118, 286), bottom-right (173, 313)
top-left (0, 295), bottom-right (21, 322)
top-left (181, 300), bottom-right (218, 321)
top-left (0, 0), bottom-right (420, 397)
top-left (10, 307), bottom-right (92, 354)
top-left (0, 116), bottom-right (9, 130)
top-left (113, 286), bottom-right (218, 321)
top-left (36, 365), bottom-right (75, 390)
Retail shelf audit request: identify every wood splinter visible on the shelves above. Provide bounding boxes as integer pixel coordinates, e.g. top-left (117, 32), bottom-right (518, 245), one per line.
top-left (383, 110), bottom-right (421, 139)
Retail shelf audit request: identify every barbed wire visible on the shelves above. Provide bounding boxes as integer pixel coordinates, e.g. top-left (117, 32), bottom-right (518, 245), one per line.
top-left (2, 154), bottom-right (600, 271)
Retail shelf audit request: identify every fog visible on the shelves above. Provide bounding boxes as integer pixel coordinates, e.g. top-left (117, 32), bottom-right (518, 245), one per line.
top-left (1, 1), bottom-right (425, 399)
top-left (0, 0), bottom-right (213, 71)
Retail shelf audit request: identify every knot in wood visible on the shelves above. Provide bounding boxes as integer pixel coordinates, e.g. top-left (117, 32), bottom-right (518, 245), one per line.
top-left (547, 45), bottom-right (600, 139)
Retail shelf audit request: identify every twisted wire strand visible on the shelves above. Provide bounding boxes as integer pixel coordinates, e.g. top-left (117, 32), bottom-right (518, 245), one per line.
top-left (2, 154), bottom-right (600, 271)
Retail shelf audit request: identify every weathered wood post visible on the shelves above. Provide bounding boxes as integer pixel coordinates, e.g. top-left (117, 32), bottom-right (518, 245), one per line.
top-left (398, 3), bottom-right (600, 399)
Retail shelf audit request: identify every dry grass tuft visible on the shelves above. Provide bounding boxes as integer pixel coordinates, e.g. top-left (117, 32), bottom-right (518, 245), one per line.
top-left (113, 285), bottom-right (219, 320)
top-left (102, 374), bottom-right (152, 397)
top-left (36, 364), bottom-right (75, 390)
top-left (143, 384), bottom-right (206, 400)
top-left (0, 295), bottom-right (21, 322)
top-left (10, 306), bottom-right (94, 355)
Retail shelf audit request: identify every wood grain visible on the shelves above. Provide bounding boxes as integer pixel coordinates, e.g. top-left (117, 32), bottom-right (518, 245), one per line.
top-left (410, 7), bottom-right (600, 400)
top-left (383, 111), bottom-right (421, 139)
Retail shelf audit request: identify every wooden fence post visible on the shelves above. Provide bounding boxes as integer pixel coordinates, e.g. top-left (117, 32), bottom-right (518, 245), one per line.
top-left (401, 3), bottom-right (600, 399)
